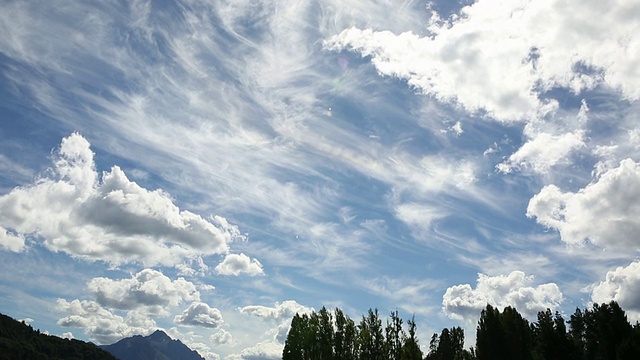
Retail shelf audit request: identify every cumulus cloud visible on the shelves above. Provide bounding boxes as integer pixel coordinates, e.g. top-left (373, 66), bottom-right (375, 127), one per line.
top-left (232, 300), bottom-right (313, 358)
top-left (211, 328), bottom-right (234, 345)
top-left (228, 340), bottom-right (283, 360)
top-left (527, 159), bottom-right (640, 249)
top-left (497, 131), bottom-right (585, 174)
top-left (215, 253), bottom-right (264, 276)
top-left (0, 227), bottom-right (25, 252)
top-left (238, 300), bottom-right (313, 322)
top-left (0, 133), bottom-right (244, 266)
top-left (174, 302), bottom-right (224, 328)
top-left (443, 271), bottom-right (563, 322)
top-left (88, 269), bottom-right (200, 315)
top-left (57, 269), bottom-right (209, 344)
top-left (591, 261), bottom-right (640, 322)
top-left (56, 299), bottom-right (153, 344)
top-left (325, 0), bottom-right (640, 122)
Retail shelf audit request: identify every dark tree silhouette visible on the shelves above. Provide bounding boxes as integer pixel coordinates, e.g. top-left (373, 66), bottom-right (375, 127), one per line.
top-left (282, 301), bottom-right (640, 360)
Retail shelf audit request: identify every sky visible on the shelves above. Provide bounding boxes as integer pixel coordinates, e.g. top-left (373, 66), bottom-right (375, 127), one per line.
top-left (1, 0), bottom-right (640, 358)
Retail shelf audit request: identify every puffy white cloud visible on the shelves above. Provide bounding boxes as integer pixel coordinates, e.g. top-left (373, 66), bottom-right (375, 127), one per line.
top-left (211, 328), bottom-right (234, 345)
top-left (238, 300), bottom-right (313, 322)
top-left (443, 271), bottom-right (563, 322)
top-left (0, 227), bottom-right (25, 252)
top-left (88, 269), bottom-right (200, 314)
top-left (235, 300), bottom-right (313, 358)
top-left (0, 133), bottom-right (244, 266)
top-left (497, 131), bottom-right (585, 174)
top-left (228, 340), bottom-right (283, 360)
top-left (174, 302), bottom-right (224, 328)
top-left (215, 253), bottom-right (264, 276)
top-left (56, 299), bottom-right (153, 344)
top-left (168, 327), bottom-right (222, 360)
top-left (527, 159), bottom-right (640, 249)
top-left (591, 261), bottom-right (640, 322)
top-left (325, 0), bottom-right (640, 122)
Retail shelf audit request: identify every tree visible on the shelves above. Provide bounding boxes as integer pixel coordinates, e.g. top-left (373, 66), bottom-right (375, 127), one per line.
top-left (617, 323), bottom-right (640, 360)
top-left (532, 309), bottom-right (572, 360)
top-left (401, 315), bottom-right (423, 360)
top-left (583, 301), bottom-right (633, 360)
top-left (334, 308), bottom-right (358, 360)
top-left (476, 305), bottom-right (531, 360)
top-left (385, 309), bottom-right (405, 360)
top-left (476, 305), bottom-right (506, 360)
top-left (317, 307), bottom-right (334, 360)
top-left (283, 313), bottom-right (306, 360)
top-left (568, 307), bottom-right (586, 359)
top-left (358, 309), bottom-right (385, 360)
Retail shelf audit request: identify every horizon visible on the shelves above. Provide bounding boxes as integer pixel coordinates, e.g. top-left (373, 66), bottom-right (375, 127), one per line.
top-left (1, 0), bottom-right (640, 359)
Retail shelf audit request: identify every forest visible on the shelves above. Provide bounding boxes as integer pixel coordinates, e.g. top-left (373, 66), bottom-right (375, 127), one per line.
top-left (0, 312), bottom-right (115, 360)
top-left (282, 301), bottom-right (640, 360)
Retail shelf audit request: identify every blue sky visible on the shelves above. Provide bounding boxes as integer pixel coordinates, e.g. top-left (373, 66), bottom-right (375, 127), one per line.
top-left (1, 0), bottom-right (640, 359)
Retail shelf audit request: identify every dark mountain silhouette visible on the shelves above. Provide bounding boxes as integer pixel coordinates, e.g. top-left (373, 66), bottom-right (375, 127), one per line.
top-left (0, 312), bottom-right (115, 360)
top-left (100, 329), bottom-right (204, 360)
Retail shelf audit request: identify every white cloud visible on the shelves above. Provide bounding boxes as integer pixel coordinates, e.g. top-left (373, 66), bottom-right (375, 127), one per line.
top-left (235, 300), bottom-right (313, 357)
top-left (527, 159), bottom-right (640, 249)
top-left (174, 302), bottom-right (224, 328)
top-left (168, 326), bottom-right (222, 360)
top-left (215, 253), bottom-right (264, 276)
top-left (56, 299), bottom-right (153, 344)
top-left (442, 271), bottom-right (563, 322)
top-left (591, 261), bottom-right (640, 322)
top-left (0, 133), bottom-right (244, 267)
top-left (325, 0), bottom-right (640, 122)
top-left (450, 121), bottom-right (464, 136)
top-left (0, 227), bottom-right (25, 252)
top-left (88, 269), bottom-right (200, 315)
top-left (61, 332), bottom-right (74, 339)
top-left (230, 340), bottom-right (283, 360)
top-left (211, 328), bottom-right (234, 345)
top-left (238, 300), bottom-right (313, 322)
top-left (364, 276), bottom-right (442, 315)
top-left (394, 203), bottom-right (446, 231)
top-left (497, 131), bottom-right (585, 174)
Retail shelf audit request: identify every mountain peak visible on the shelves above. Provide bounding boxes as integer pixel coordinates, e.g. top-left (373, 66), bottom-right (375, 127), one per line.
top-left (100, 330), bottom-right (204, 360)
top-left (148, 329), bottom-right (170, 341)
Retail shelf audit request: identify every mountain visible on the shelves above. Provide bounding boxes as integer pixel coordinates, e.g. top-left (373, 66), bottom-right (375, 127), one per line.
top-left (0, 312), bottom-right (115, 360)
top-left (100, 330), bottom-right (205, 360)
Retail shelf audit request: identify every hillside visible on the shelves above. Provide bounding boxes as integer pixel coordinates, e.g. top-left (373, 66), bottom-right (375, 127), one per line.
top-left (0, 312), bottom-right (115, 360)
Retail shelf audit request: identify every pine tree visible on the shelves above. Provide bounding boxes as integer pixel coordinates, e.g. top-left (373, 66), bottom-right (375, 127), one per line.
top-left (401, 315), bottom-right (423, 360)
top-left (385, 309), bottom-right (405, 360)
top-left (283, 313), bottom-right (306, 360)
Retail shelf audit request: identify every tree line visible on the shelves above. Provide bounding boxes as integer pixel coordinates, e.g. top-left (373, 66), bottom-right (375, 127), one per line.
top-left (283, 301), bottom-right (640, 360)
top-left (0, 312), bottom-right (115, 360)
